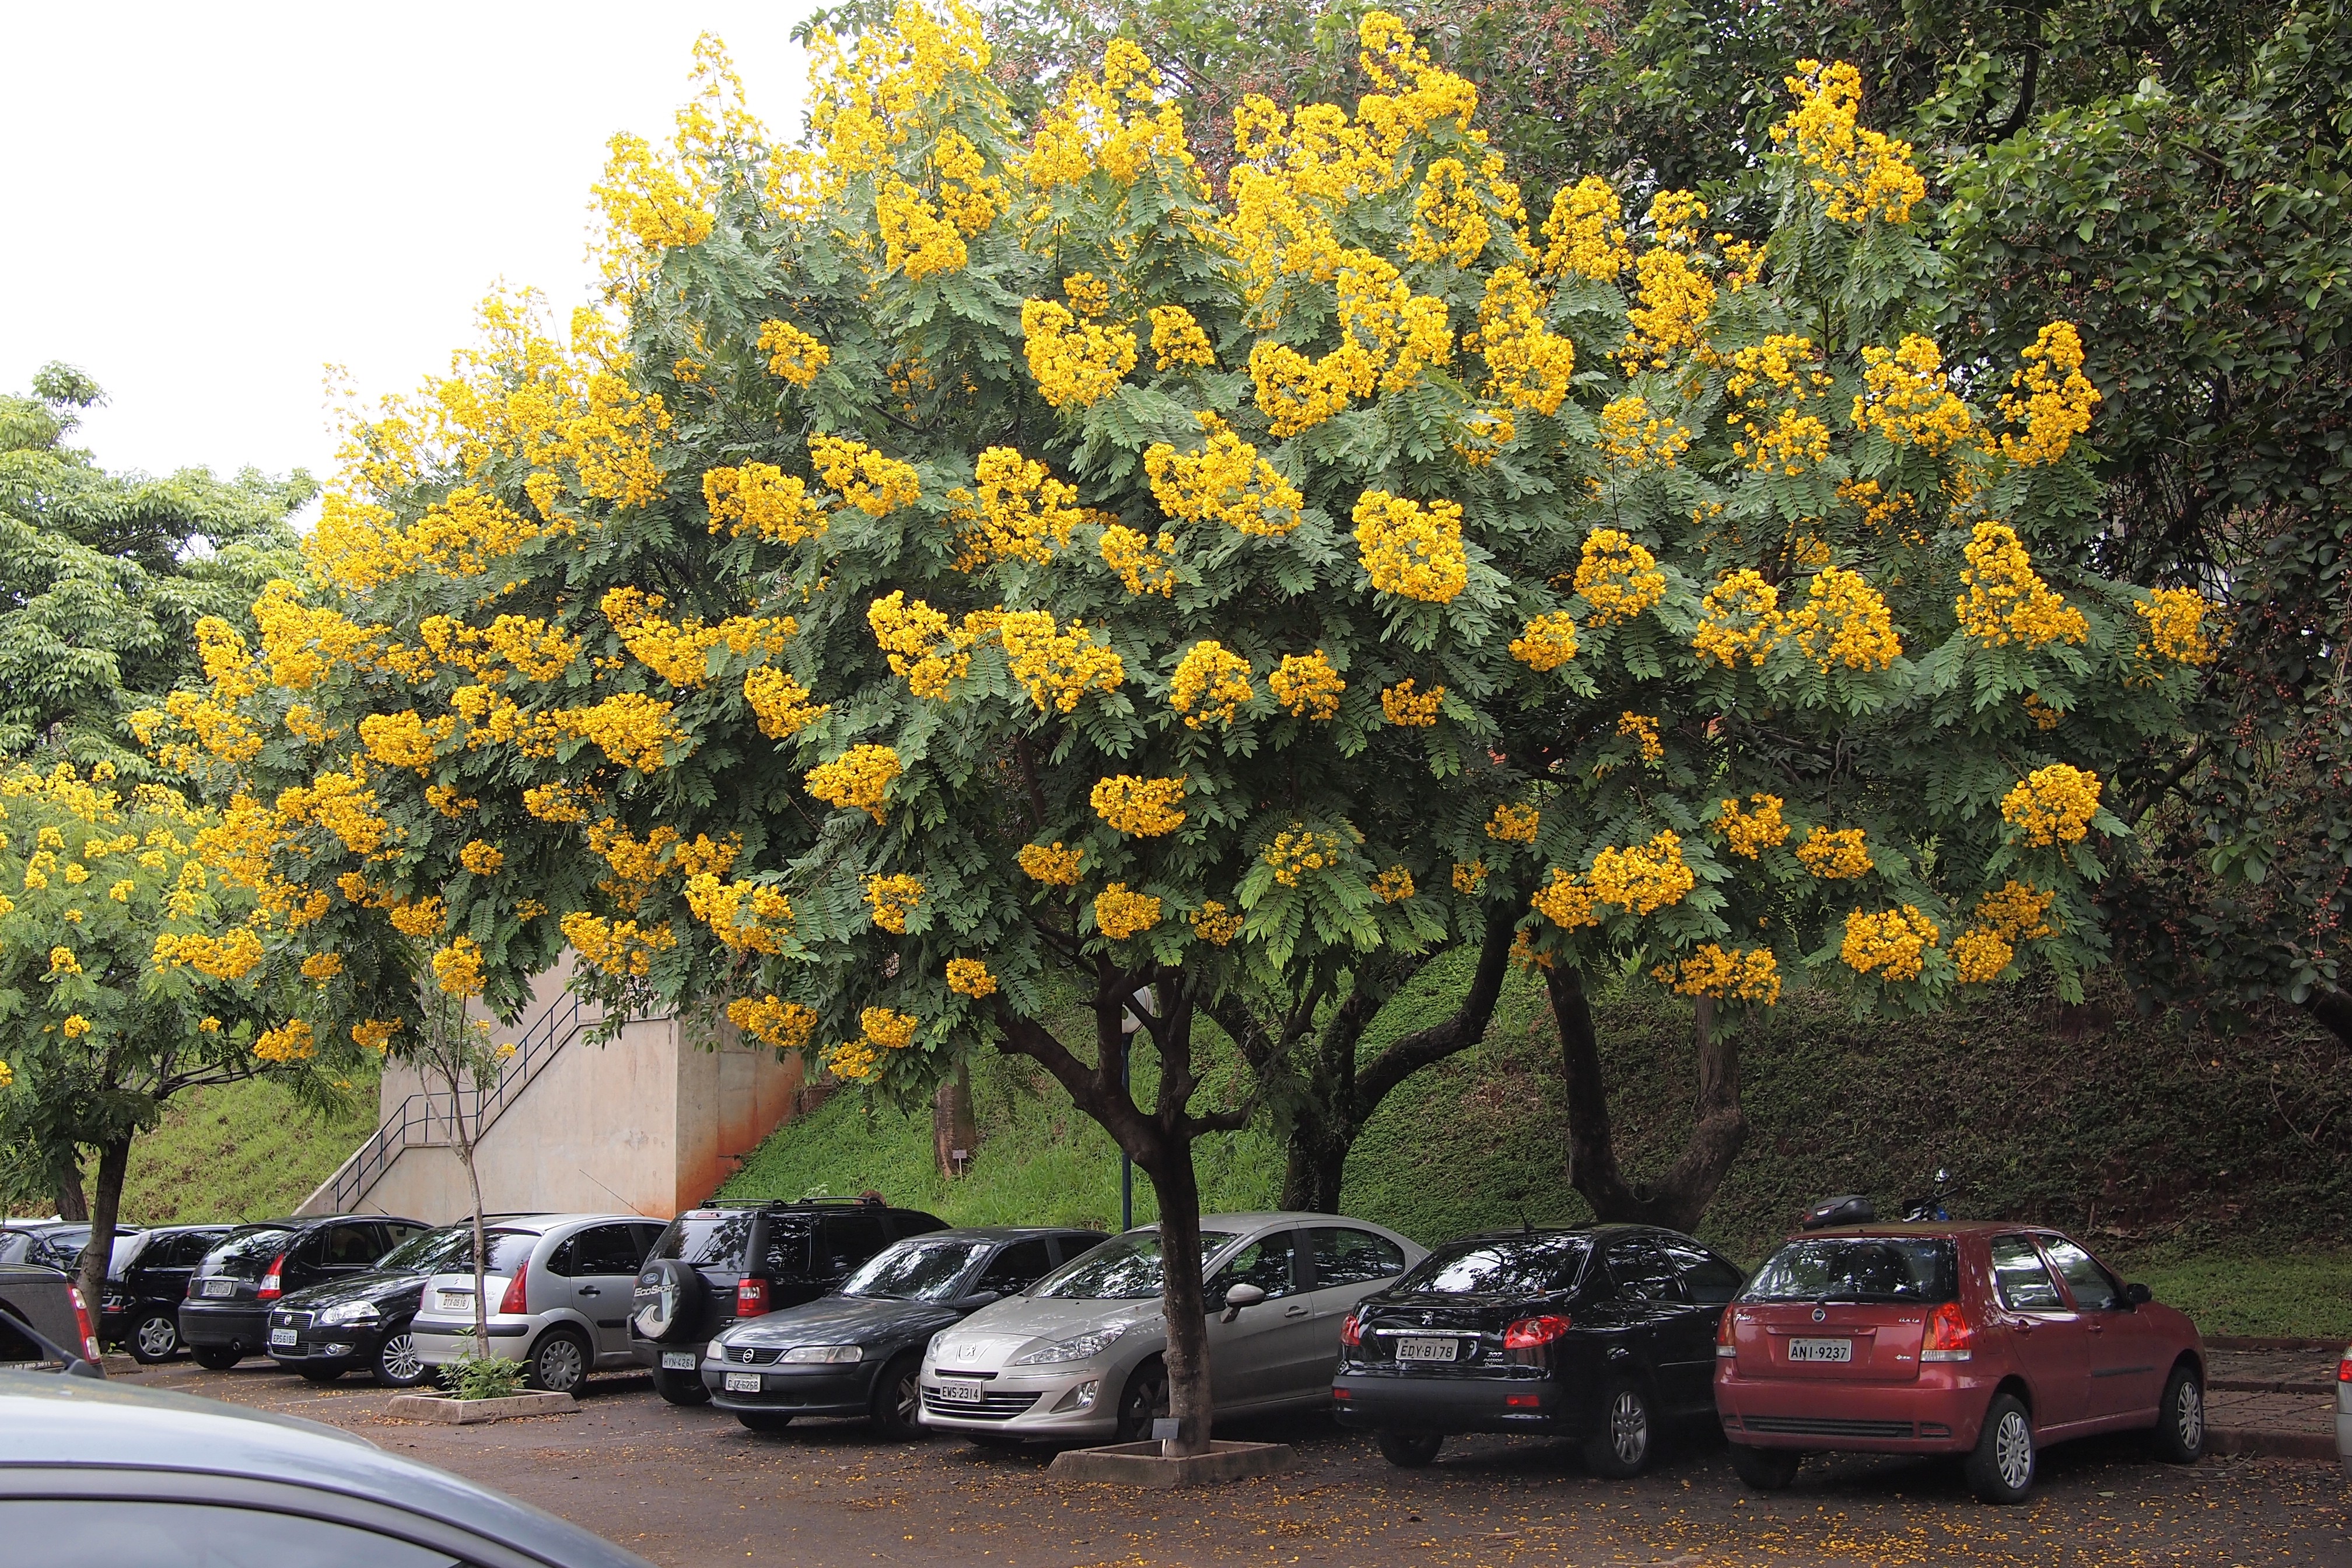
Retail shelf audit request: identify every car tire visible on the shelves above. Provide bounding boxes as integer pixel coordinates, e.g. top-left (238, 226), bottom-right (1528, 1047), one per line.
top-left (1112, 1356), bottom-right (1169, 1444)
top-left (652, 1366), bottom-right (712, 1406)
top-left (2151, 1361), bottom-right (2206, 1464)
top-left (1728, 1444), bottom-right (1803, 1490)
top-left (527, 1328), bottom-right (592, 1395)
top-left (128, 1311), bottom-right (180, 1363)
top-left (1377, 1431), bottom-right (1443, 1468)
top-left (1582, 1377), bottom-right (1656, 1478)
top-left (870, 1351), bottom-right (926, 1440)
top-left (1965, 1392), bottom-right (2036, 1504)
top-left (737, 1410), bottom-right (795, 1433)
top-left (191, 1345), bottom-right (242, 1371)
top-left (374, 1322), bottom-right (430, 1388)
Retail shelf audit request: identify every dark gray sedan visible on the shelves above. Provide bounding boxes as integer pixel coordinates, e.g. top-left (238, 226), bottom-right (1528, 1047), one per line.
top-left (0, 1370), bottom-right (650, 1566)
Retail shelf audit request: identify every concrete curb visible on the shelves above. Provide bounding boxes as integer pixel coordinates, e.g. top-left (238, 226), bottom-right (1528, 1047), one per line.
top-left (386, 1391), bottom-right (577, 1424)
top-left (2207, 1336), bottom-right (2343, 1352)
top-left (2212, 1377), bottom-right (2336, 1395)
top-left (2208, 1427), bottom-right (2337, 1462)
top-left (1048, 1440), bottom-right (1296, 1488)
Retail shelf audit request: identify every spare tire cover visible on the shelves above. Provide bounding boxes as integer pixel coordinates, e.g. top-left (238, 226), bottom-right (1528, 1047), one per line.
top-left (632, 1258), bottom-right (710, 1343)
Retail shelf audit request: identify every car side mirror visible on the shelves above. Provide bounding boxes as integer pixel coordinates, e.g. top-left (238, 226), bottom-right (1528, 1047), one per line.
top-left (1220, 1282), bottom-right (1267, 1323)
top-left (964, 1290), bottom-right (1002, 1309)
top-left (2126, 1282), bottom-right (2152, 1307)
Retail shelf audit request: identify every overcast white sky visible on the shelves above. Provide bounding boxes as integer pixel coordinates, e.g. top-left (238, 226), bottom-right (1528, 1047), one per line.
top-left (2, 2), bottom-right (815, 484)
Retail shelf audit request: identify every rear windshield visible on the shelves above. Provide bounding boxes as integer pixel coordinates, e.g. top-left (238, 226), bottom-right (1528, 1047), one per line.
top-left (1033, 1231), bottom-right (1237, 1300)
top-left (381, 1226), bottom-right (479, 1274)
top-left (842, 1239), bottom-right (989, 1302)
top-left (650, 1212), bottom-right (754, 1271)
top-left (1744, 1237), bottom-right (1959, 1304)
top-left (205, 1228), bottom-right (296, 1279)
top-left (1395, 1234), bottom-right (1592, 1297)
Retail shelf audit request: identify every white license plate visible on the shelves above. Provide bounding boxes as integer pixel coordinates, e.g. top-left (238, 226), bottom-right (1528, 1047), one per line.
top-left (1395, 1336), bottom-right (1460, 1363)
top-left (202, 1279), bottom-right (233, 1298)
top-left (1788, 1338), bottom-right (1854, 1363)
top-left (724, 1371), bottom-right (762, 1394)
top-left (662, 1350), bottom-right (697, 1370)
top-left (935, 1379), bottom-right (984, 1404)
top-left (269, 1327), bottom-right (298, 1348)
top-left (436, 1291), bottom-right (473, 1312)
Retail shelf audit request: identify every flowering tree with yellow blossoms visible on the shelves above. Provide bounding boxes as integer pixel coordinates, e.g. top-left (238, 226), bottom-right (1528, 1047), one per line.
top-left (158, 10), bottom-right (2210, 1446)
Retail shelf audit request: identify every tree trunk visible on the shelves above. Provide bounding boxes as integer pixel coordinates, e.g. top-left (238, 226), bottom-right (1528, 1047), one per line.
top-left (459, 1096), bottom-right (489, 1353)
top-left (52, 1164), bottom-right (88, 1223)
top-left (1279, 1124), bottom-right (1348, 1213)
top-left (73, 1135), bottom-right (132, 1354)
top-left (932, 1060), bottom-right (978, 1178)
top-left (1143, 1146), bottom-right (1213, 1457)
top-left (1546, 964), bottom-right (1746, 1233)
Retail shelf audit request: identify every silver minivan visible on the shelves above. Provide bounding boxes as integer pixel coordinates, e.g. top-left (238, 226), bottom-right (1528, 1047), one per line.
top-left (410, 1214), bottom-right (666, 1394)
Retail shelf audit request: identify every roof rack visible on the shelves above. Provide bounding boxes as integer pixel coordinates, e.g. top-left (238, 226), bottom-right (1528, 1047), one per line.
top-left (699, 1195), bottom-right (887, 1210)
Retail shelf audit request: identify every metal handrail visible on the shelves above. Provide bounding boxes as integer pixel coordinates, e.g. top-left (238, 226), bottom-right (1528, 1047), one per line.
top-left (317, 990), bottom-right (597, 1214)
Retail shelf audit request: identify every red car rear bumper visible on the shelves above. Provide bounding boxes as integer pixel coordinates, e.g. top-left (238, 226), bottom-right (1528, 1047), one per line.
top-left (1715, 1363), bottom-right (1997, 1454)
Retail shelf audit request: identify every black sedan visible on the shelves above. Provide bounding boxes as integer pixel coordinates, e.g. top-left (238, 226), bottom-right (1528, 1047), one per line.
top-left (701, 1227), bottom-right (1103, 1436)
top-left (1332, 1224), bottom-right (1745, 1475)
top-left (267, 1224), bottom-right (477, 1387)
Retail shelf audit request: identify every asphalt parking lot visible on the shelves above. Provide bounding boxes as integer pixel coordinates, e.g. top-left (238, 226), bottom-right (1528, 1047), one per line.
top-left (136, 1361), bottom-right (2352, 1567)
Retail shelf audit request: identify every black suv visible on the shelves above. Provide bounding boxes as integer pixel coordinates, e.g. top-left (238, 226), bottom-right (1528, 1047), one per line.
top-left (631, 1198), bottom-right (946, 1405)
top-left (102, 1225), bottom-right (233, 1363)
top-left (180, 1216), bottom-right (430, 1370)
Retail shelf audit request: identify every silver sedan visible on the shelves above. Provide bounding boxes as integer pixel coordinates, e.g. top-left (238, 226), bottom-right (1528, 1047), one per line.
top-left (919, 1212), bottom-right (1424, 1444)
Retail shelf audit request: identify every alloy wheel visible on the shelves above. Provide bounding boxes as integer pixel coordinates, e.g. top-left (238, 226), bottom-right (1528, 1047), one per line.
top-left (380, 1332), bottom-right (425, 1384)
top-left (135, 1315), bottom-right (178, 1360)
top-left (1610, 1390), bottom-right (1649, 1466)
top-left (1994, 1409), bottom-right (2034, 1491)
top-left (895, 1367), bottom-right (922, 1429)
top-left (2176, 1379), bottom-right (2204, 1449)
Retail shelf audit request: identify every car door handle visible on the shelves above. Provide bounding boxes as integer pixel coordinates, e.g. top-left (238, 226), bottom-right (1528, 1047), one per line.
top-left (578, 1286), bottom-right (599, 1297)
top-left (1284, 1304), bottom-right (1310, 1318)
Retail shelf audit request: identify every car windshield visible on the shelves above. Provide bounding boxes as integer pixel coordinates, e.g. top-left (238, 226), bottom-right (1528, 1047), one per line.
top-left (378, 1226), bottom-right (477, 1274)
top-left (842, 1239), bottom-right (991, 1302)
top-left (1032, 1231), bottom-right (1237, 1300)
top-left (205, 1228), bottom-right (297, 1279)
top-left (27, 1227), bottom-right (90, 1270)
top-left (1744, 1237), bottom-right (1959, 1304)
top-left (649, 1212), bottom-right (754, 1270)
top-left (1394, 1234), bottom-right (1593, 1297)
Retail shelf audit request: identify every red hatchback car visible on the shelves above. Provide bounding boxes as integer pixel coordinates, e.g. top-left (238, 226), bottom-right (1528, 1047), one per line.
top-left (1714, 1223), bottom-right (2205, 1502)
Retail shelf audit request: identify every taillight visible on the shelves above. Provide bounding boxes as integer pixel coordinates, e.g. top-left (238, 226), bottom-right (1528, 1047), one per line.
top-left (255, 1253), bottom-right (286, 1303)
top-left (68, 1286), bottom-right (100, 1363)
top-left (498, 1270), bottom-right (529, 1315)
top-left (1339, 1312), bottom-right (1362, 1348)
top-left (1503, 1315), bottom-right (1572, 1348)
top-left (736, 1277), bottom-right (770, 1318)
top-left (1922, 1300), bottom-right (1975, 1362)
top-left (1717, 1310), bottom-right (1740, 1357)
top-left (2337, 1353), bottom-right (2351, 1383)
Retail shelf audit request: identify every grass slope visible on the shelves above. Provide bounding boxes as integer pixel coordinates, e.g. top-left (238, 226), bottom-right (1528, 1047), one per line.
top-left (730, 962), bottom-right (2352, 1337)
top-left (105, 1070), bottom-right (383, 1226)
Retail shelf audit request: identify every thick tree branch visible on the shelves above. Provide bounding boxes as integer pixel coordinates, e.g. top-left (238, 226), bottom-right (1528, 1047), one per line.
top-left (1352, 904), bottom-right (1517, 1114)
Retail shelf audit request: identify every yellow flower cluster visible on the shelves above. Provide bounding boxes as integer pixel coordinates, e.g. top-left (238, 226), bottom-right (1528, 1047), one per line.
top-left (1191, 900), bottom-right (1242, 945)
top-left (999, 611), bottom-right (1125, 713)
top-left (1531, 866), bottom-right (1598, 929)
top-left (1950, 927), bottom-right (2013, 984)
top-left (1797, 827), bottom-right (1872, 878)
top-left (62, 1013), bottom-right (91, 1039)
top-left (1769, 60), bottom-right (1926, 225)
top-left (359, 710), bottom-right (453, 771)
top-left (153, 928), bottom-right (265, 980)
top-left (1371, 866), bottom-right (1415, 903)
top-left (863, 872), bottom-right (924, 933)
top-left (757, 320), bottom-right (831, 387)
top-left (1716, 794), bottom-right (1790, 858)
top-left (877, 178), bottom-right (967, 279)
top-left (948, 447), bottom-right (1087, 570)
top-left (351, 1018), bottom-right (401, 1053)
top-left (1655, 944), bottom-right (1782, 1005)
top-left (1100, 525), bottom-right (1177, 595)
top-left (834, 1006), bottom-right (922, 1083)
top-left (1508, 612), bottom-right (1580, 673)
top-left (1144, 415), bottom-right (1303, 538)
top-left (1263, 828), bottom-right (1348, 886)
top-left (1381, 679), bottom-right (1444, 727)
top-left (685, 874), bottom-right (794, 954)
top-left (806, 745), bottom-right (902, 821)
top-left (2001, 764), bottom-right (2102, 846)
top-left (253, 1019), bottom-right (317, 1063)
top-left (1840, 905), bottom-right (1940, 981)
top-left (1269, 651), bottom-right (1345, 719)
top-left (1998, 323), bottom-right (2100, 466)
top-left (1149, 306), bottom-right (1214, 370)
top-left (1590, 830), bottom-right (1696, 915)
top-left (728, 995), bottom-right (817, 1052)
top-left (946, 957), bottom-right (997, 998)
top-left (1575, 529), bottom-right (1665, 626)
top-left (561, 912), bottom-right (677, 978)
top-left (1693, 570), bottom-right (1783, 668)
top-left (705, 463), bottom-right (828, 545)
top-left (1598, 396), bottom-right (1693, 470)
top-left (868, 592), bottom-right (973, 699)
top-left (934, 128), bottom-right (1005, 233)
top-left (1472, 268), bottom-right (1574, 416)
top-left (1353, 491), bottom-right (1468, 603)
top-left (1094, 884), bottom-right (1162, 940)
top-left (1017, 842), bottom-right (1084, 886)
top-left (1852, 335), bottom-right (1975, 451)
top-left (1620, 195), bottom-right (1717, 369)
top-left (1977, 880), bottom-right (2057, 942)
top-left (1726, 334), bottom-right (1836, 474)
top-left (432, 936), bottom-right (487, 998)
top-left (1540, 176), bottom-right (1630, 282)
top-left (1091, 775), bottom-right (1187, 836)
top-left (2024, 691), bottom-right (2065, 730)
top-left (1616, 712), bottom-right (1664, 763)
top-left (743, 668), bottom-right (829, 738)
top-left (1452, 860), bottom-right (1488, 894)
top-left (459, 840), bottom-right (503, 876)
top-left (2135, 587), bottom-right (2220, 665)
top-left (810, 433), bottom-right (921, 517)
top-left (301, 951), bottom-right (344, 982)
top-left (1021, 299), bottom-right (1137, 410)
top-left (1486, 803), bottom-right (1541, 844)
top-left (555, 693), bottom-right (688, 772)
top-left (1956, 521), bottom-right (2089, 648)
top-left (1171, 642), bottom-right (1254, 728)
top-left (1786, 568), bottom-right (1903, 671)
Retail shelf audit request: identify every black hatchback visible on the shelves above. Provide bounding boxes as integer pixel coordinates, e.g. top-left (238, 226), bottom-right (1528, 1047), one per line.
top-left (178, 1216), bottom-right (430, 1370)
top-left (103, 1226), bottom-right (232, 1363)
top-left (1333, 1224), bottom-right (1745, 1475)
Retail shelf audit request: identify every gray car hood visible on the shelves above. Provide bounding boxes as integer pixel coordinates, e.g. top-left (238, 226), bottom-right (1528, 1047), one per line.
top-left (930, 1293), bottom-right (1163, 1372)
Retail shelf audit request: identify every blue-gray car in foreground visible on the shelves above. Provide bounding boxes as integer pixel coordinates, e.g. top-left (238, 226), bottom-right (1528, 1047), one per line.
top-left (0, 1369), bottom-right (651, 1567)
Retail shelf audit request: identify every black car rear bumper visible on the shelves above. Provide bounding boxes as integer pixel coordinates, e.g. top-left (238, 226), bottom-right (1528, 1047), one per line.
top-left (702, 1363), bottom-right (872, 1417)
top-left (177, 1304), bottom-right (268, 1352)
top-left (1332, 1372), bottom-right (1585, 1437)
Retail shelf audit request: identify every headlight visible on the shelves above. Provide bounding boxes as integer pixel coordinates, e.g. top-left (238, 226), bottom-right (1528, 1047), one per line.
top-left (928, 1331), bottom-right (947, 1359)
top-left (1010, 1326), bottom-right (1125, 1366)
top-left (317, 1300), bottom-right (380, 1326)
top-left (778, 1344), bottom-right (863, 1364)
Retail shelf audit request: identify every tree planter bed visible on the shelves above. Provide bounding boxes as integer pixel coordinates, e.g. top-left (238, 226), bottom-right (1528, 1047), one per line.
top-left (386, 1391), bottom-right (576, 1424)
top-left (1048, 1440), bottom-right (1296, 1489)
